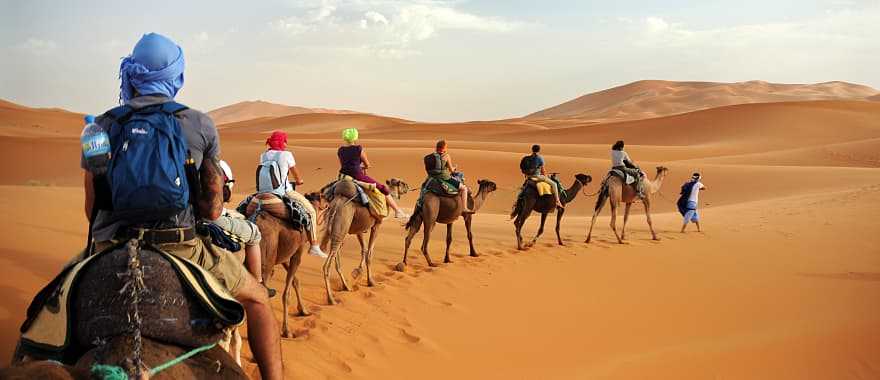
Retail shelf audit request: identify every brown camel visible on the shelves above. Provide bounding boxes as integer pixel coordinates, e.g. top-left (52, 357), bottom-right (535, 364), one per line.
top-left (319, 180), bottom-right (385, 305)
top-left (512, 174), bottom-right (592, 250)
top-left (586, 166), bottom-right (669, 244)
top-left (241, 192), bottom-right (323, 338)
top-left (397, 179), bottom-right (497, 270)
top-left (385, 178), bottom-right (412, 200)
top-left (11, 245), bottom-right (246, 379)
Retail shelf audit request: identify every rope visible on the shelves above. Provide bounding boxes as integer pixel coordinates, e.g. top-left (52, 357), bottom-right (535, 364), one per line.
top-left (89, 342), bottom-right (218, 379)
top-left (149, 342), bottom-right (218, 376)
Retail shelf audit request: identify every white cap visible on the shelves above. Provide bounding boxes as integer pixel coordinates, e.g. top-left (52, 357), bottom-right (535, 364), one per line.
top-left (219, 160), bottom-right (234, 181)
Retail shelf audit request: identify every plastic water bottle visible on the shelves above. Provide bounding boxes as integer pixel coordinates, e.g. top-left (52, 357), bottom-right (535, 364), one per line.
top-left (80, 115), bottom-right (111, 175)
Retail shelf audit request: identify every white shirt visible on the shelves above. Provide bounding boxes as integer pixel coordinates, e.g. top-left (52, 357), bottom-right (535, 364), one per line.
top-left (688, 181), bottom-right (705, 203)
top-left (260, 150), bottom-right (296, 191)
top-left (611, 150), bottom-right (630, 167)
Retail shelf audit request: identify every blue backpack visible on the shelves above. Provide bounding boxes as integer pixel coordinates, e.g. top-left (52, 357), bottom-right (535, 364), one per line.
top-left (104, 102), bottom-right (191, 220)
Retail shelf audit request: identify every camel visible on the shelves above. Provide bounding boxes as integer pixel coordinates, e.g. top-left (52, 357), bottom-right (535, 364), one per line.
top-left (11, 244), bottom-right (246, 379)
top-left (586, 166), bottom-right (669, 244)
top-left (237, 192), bottom-right (323, 340)
top-left (511, 174), bottom-right (592, 250)
top-left (397, 179), bottom-right (497, 270)
top-left (319, 180), bottom-right (385, 305)
top-left (385, 178), bottom-right (412, 200)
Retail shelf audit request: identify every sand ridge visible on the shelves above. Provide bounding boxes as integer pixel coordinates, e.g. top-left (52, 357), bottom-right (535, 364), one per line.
top-left (0, 83), bottom-right (879, 378)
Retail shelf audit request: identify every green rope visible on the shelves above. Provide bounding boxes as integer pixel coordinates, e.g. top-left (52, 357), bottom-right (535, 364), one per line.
top-left (89, 342), bottom-right (218, 379)
top-left (91, 364), bottom-right (128, 380)
top-left (149, 342), bottom-right (217, 376)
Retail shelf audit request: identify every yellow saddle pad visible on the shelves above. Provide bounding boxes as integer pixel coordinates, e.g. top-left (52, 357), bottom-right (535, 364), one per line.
top-left (534, 181), bottom-right (553, 196)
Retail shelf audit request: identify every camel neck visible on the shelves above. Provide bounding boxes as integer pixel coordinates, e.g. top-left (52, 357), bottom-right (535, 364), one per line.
top-left (472, 187), bottom-right (490, 211)
top-left (648, 170), bottom-right (667, 194)
top-left (563, 179), bottom-right (584, 204)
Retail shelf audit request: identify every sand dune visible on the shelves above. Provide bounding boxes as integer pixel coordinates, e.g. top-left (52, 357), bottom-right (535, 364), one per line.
top-left (0, 99), bottom-right (82, 137)
top-left (1, 88), bottom-right (879, 378)
top-left (526, 80), bottom-right (879, 122)
top-left (208, 100), bottom-right (359, 125)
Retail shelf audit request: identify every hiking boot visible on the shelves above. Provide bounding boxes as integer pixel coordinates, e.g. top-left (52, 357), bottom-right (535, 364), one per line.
top-left (309, 245), bottom-right (328, 259)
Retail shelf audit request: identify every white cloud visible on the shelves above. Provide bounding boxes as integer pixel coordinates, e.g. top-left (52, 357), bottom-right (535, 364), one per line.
top-left (14, 38), bottom-right (58, 55)
top-left (269, 0), bottom-right (523, 58)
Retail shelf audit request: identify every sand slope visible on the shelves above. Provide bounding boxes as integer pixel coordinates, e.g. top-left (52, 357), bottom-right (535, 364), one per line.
top-left (0, 91), bottom-right (879, 379)
top-left (208, 100), bottom-right (358, 125)
top-left (527, 80), bottom-right (879, 122)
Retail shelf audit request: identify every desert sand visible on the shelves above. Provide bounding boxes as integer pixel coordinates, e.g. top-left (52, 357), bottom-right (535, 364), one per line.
top-left (0, 80), bottom-right (878, 379)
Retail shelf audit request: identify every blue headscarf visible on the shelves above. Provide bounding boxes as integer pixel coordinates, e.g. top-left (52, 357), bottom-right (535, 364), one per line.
top-left (119, 33), bottom-right (185, 104)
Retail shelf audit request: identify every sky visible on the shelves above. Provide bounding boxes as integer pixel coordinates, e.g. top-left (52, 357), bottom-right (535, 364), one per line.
top-left (1, 0), bottom-right (878, 122)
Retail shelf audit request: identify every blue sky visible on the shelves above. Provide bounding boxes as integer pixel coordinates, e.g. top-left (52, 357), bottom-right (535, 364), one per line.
top-left (1, 0), bottom-right (877, 121)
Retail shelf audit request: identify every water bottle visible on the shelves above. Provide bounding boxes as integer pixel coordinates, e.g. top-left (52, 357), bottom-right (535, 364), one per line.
top-left (80, 115), bottom-right (111, 175)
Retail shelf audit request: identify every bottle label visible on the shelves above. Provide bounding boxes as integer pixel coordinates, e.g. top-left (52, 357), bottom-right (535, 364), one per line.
top-left (82, 133), bottom-right (111, 157)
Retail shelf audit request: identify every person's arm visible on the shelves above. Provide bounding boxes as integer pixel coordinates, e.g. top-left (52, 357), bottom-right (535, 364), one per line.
top-left (445, 155), bottom-right (457, 172)
top-left (198, 157), bottom-right (224, 221)
top-left (84, 171), bottom-right (95, 221)
top-left (360, 149), bottom-right (371, 170)
top-left (290, 165), bottom-right (304, 185)
top-left (623, 152), bottom-right (638, 169)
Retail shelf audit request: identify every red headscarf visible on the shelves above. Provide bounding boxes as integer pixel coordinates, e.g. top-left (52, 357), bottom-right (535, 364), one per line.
top-left (266, 130), bottom-right (287, 151)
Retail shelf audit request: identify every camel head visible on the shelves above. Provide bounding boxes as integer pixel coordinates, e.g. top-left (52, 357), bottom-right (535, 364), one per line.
top-left (477, 179), bottom-right (497, 194)
top-left (655, 166), bottom-right (669, 175)
top-left (305, 191), bottom-right (329, 222)
top-left (575, 173), bottom-right (592, 185)
top-left (386, 178), bottom-right (412, 195)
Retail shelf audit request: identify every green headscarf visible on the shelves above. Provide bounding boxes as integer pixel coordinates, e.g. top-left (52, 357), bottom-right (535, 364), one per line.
top-left (342, 128), bottom-right (359, 143)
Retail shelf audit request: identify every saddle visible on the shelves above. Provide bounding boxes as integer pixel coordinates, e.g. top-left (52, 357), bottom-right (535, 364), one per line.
top-left (18, 242), bottom-right (244, 364)
top-left (519, 176), bottom-right (567, 199)
top-left (323, 175), bottom-right (388, 219)
top-left (238, 192), bottom-right (311, 231)
top-left (610, 168), bottom-right (637, 185)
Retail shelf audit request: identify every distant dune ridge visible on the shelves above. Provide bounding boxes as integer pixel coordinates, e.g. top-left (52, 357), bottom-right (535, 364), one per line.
top-left (526, 80), bottom-right (880, 122)
top-left (2, 78), bottom-right (880, 378)
top-left (207, 100), bottom-right (359, 125)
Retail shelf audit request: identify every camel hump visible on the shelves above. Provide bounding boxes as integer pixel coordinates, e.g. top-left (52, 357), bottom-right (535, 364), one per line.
top-left (73, 247), bottom-right (228, 349)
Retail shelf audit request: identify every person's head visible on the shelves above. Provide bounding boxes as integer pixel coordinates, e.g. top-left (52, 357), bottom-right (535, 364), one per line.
top-left (119, 33), bottom-right (185, 104)
top-left (692, 172), bottom-right (701, 180)
top-left (218, 160), bottom-right (235, 203)
top-left (266, 130), bottom-right (287, 150)
top-left (531, 144), bottom-right (540, 153)
top-left (436, 140), bottom-right (447, 153)
top-left (612, 140), bottom-right (625, 151)
top-left (342, 128), bottom-right (359, 144)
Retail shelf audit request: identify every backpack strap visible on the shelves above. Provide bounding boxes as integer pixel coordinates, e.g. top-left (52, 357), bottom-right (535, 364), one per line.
top-left (104, 105), bottom-right (134, 124)
top-left (160, 101), bottom-right (189, 115)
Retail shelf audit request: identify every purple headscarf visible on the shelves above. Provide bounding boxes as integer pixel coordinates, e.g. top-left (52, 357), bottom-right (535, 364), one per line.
top-left (119, 33), bottom-right (185, 104)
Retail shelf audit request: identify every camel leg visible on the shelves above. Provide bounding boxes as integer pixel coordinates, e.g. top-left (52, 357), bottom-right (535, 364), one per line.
top-left (287, 253), bottom-right (310, 317)
top-left (529, 212), bottom-right (548, 247)
top-left (322, 248), bottom-right (338, 305)
top-left (281, 258), bottom-right (297, 338)
top-left (610, 201), bottom-right (623, 244)
top-left (644, 198), bottom-right (660, 241)
top-left (365, 225), bottom-right (379, 286)
top-left (352, 234), bottom-right (366, 281)
top-left (621, 202), bottom-right (632, 241)
top-left (586, 200), bottom-right (606, 244)
top-left (444, 223), bottom-right (454, 264)
top-left (421, 220), bottom-right (438, 267)
top-left (334, 245), bottom-right (352, 292)
top-left (514, 211), bottom-right (531, 251)
top-left (398, 218), bottom-right (421, 271)
top-left (555, 207), bottom-right (565, 246)
top-left (465, 214), bottom-right (478, 257)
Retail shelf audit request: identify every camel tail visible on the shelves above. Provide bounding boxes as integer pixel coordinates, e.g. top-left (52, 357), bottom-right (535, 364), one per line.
top-left (510, 197), bottom-right (523, 220)
top-left (405, 205), bottom-right (423, 231)
top-left (594, 182), bottom-right (610, 212)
